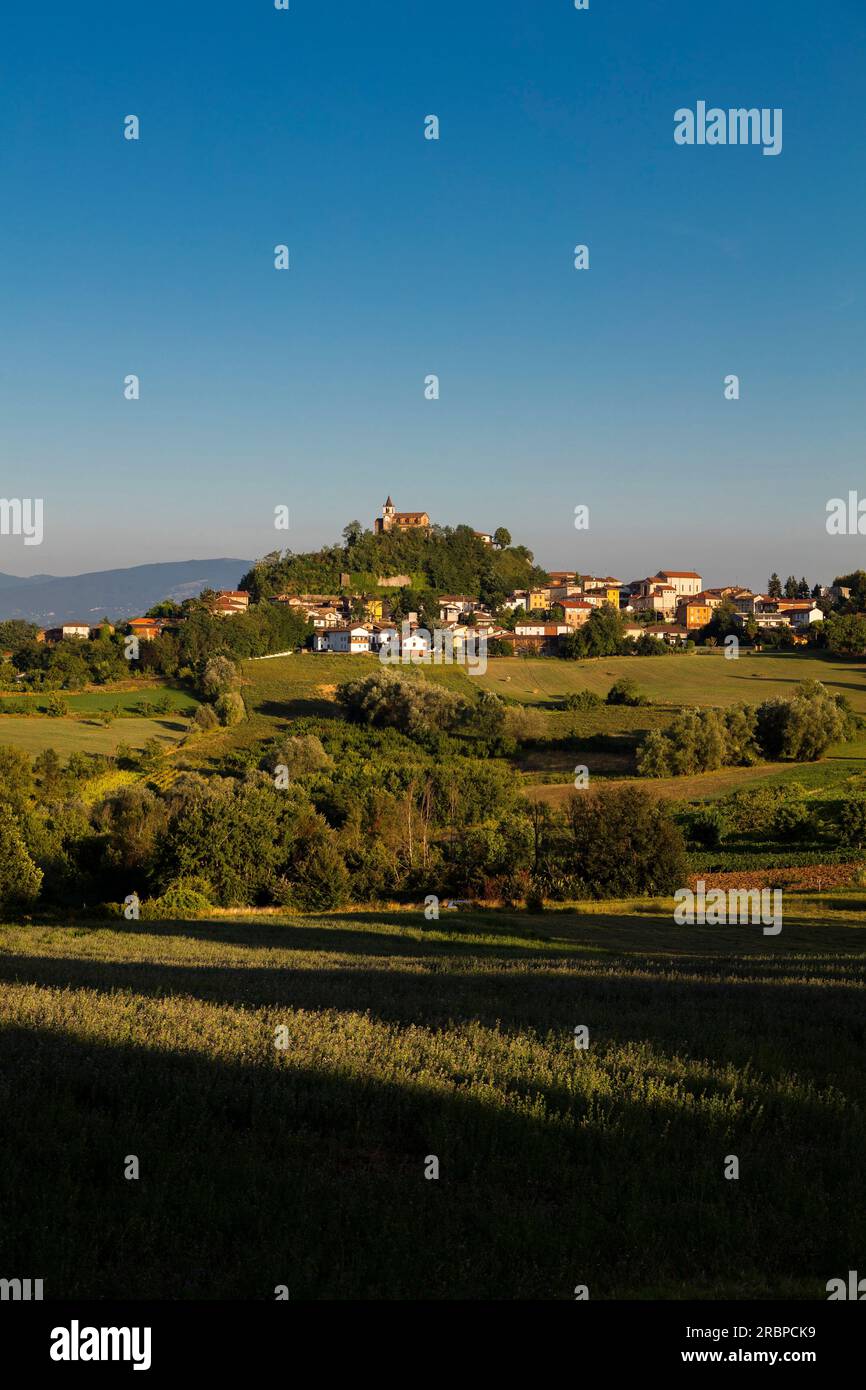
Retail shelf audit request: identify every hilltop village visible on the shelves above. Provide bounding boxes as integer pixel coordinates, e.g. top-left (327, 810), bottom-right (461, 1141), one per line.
top-left (20, 496), bottom-right (850, 661)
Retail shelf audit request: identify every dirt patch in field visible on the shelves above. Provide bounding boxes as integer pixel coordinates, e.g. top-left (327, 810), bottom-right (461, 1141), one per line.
top-left (689, 864), bottom-right (862, 892)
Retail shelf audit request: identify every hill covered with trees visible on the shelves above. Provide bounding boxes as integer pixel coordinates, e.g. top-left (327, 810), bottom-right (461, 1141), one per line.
top-left (239, 519), bottom-right (549, 610)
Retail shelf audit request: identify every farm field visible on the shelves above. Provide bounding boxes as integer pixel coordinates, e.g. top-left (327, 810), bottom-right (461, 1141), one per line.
top-left (0, 683), bottom-right (198, 758)
top-left (466, 650), bottom-right (866, 712)
top-left (1, 902), bottom-right (864, 1299)
top-left (192, 651), bottom-right (866, 808)
top-left (0, 714), bottom-right (191, 756)
top-left (0, 683), bottom-right (197, 715)
top-left (231, 649), bottom-right (866, 727)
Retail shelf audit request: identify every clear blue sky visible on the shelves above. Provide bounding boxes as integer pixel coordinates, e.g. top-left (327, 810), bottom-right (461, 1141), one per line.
top-left (1, 0), bottom-right (864, 589)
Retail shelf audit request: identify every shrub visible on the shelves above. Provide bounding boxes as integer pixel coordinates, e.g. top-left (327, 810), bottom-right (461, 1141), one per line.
top-left (337, 669), bottom-right (467, 736)
top-left (140, 876), bottom-right (213, 920)
top-left (285, 838), bottom-right (350, 911)
top-left (719, 782), bottom-right (808, 834)
top-left (44, 693), bottom-right (67, 717)
top-left (200, 655), bottom-right (241, 700)
top-left (0, 806), bottom-right (43, 907)
top-left (193, 703), bottom-right (220, 731)
top-left (606, 677), bottom-right (647, 707)
top-left (836, 795), bottom-right (866, 850)
top-left (690, 806), bottom-right (724, 848)
top-left (215, 691), bottom-right (246, 727)
top-left (755, 681), bottom-right (848, 762)
top-left (263, 734), bottom-right (333, 780)
top-left (772, 800), bottom-right (812, 840)
top-left (638, 705), bottom-right (760, 778)
top-left (563, 690), bottom-right (603, 711)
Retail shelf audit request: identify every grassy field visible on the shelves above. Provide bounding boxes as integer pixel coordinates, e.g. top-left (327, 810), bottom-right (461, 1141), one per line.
top-left (196, 651), bottom-right (866, 806)
top-left (1, 902), bottom-right (864, 1299)
top-left (0, 714), bottom-right (191, 756)
top-left (464, 650), bottom-right (866, 712)
top-left (0, 682), bottom-right (198, 758)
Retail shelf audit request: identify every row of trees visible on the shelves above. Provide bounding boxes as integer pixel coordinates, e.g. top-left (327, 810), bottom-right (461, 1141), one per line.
top-left (637, 681), bottom-right (856, 777)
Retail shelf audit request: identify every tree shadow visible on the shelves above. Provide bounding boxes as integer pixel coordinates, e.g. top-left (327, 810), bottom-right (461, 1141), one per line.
top-left (255, 698), bottom-right (340, 721)
top-left (0, 1018), bottom-right (860, 1300)
top-left (1, 948), bottom-right (864, 1097)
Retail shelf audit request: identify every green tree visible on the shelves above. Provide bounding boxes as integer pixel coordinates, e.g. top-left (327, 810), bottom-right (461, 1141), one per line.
top-left (565, 786), bottom-right (688, 898)
top-left (200, 655), bottom-right (241, 700)
top-left (606, 676), bottom-right (646, 706)
top-left (0, 807), bottom-right (42, 907)
top-left (337, 670), bottom-right (468, 737)
top-left (755, 682), bottom-right (848, 761)
top-left (215, 691), bottom-right (246, 726)
top-left (0, 747), bottom-right (34, 813)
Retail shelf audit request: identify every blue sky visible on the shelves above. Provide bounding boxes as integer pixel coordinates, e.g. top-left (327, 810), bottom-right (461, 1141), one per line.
top-left (1, 0), bottom-right (864, 588)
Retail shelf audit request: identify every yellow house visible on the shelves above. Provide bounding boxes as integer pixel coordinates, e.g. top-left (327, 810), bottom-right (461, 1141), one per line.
top-left (526, 587), bottom-right (552, 609)
top-left (677, 599), bottom-right (712, 630)
top-left (362, 595), bottom-right (385, 621)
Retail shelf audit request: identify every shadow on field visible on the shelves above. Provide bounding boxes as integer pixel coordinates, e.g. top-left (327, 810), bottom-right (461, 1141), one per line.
top-left (0, 1018), bottom-right (858, 1300)
top-left (0, 949), bottom-right (864, 1096)
top-left (256, 697), bottom-right (339, 721)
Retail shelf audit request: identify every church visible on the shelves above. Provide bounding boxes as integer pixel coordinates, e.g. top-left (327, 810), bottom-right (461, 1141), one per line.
top-left (374, 496), bottom-right (431, 536)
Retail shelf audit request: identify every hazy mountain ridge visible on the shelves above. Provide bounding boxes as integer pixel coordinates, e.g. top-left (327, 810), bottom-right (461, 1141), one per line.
top-left (0, 559), bottom-right (252, 625)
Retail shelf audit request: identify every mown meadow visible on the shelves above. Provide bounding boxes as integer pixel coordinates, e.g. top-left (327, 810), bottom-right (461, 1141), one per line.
top-left (0, 902), bottom-right (864, 1300)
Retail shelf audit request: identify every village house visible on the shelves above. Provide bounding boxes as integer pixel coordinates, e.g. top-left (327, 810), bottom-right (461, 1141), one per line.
top-left (732, 611), bottom-right (789, 632)
top-left (547, 582), bottom-right (585, 601)
top-left (208, 590), bottom-right (250, 617)
top-left (633, 582), bottom-right (678, 616)
top-left (643, 622), bottom-right (689, 646)
top-left (465, 610), bottom-right (495, 629)
top-left (42, 623), bottom-right (91, 643)
top-left (781, 603), bottom-right (823, 628)
top-left (653, 570), bottom-right (702, 598)
top-left (126, 617), bottom-right (161, 642)
top-left (500, 587), bottom-right (552, 613)
top-left (359, 595), bottom-right (386, 621)
top-left (558, 599), bottom-right (593, 628)
top-left (315, 625), bottom-right (372, 654)
top-left (676, 598), bottom-right (713, 630)
top-left (513, 622), bottom-right (569, 655)
top-left (438, 595), bottom-right (476, 623)
top-left (308, 607), bottom-right (342, 630)
top-left (581, 577), bottom-right (622, 606)
top-left (694, 589), bottom-right (726, 611)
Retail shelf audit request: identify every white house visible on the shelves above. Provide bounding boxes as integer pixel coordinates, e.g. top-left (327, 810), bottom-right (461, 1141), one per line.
top-left (318, 625), bottom-right (372, 654)
top-left (438, 595), bottom-right (476, 623)
top-left (782, 605), bottom-right (823, 629)
top-left (654, 570), bottom-right (702, 597)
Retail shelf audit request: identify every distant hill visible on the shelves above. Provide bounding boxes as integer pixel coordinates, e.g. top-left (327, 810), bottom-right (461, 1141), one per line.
top-left (0, 559), bottom-right (252, 626)
top-left (0, 572), bottom-right (57, 590)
